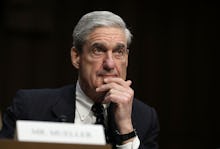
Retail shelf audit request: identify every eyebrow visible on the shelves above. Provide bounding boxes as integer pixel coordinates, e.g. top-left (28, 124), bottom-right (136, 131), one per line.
top-left (113, 43), bottom-right (126, 50)
top-left (90, 42), bottom-right (126, 50)
top-left (91, 43), bottom-right (106, 49)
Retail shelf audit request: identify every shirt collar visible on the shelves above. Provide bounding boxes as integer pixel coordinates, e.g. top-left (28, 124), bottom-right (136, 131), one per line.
top-left (75, 81), bottom-right (94, 121)
top-left (75, 81), bottom-right (109, 121)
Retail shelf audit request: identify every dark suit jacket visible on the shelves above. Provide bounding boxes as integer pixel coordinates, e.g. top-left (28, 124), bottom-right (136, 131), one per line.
top-left (0, 84), bottom-right (159, 149)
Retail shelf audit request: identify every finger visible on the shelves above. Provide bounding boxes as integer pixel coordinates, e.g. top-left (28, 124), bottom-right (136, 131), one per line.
top-left (104, 88), bottom-right (132, 103)
top-left (104, 92), bottom-right (129, 104)
top-left (126, 80), bottom-right (132, 86)
top-left (97, 79), bottom-right (132, 92)
top-left (96, 81), bottom-right (127, 92)
top-left (104, 78), bottom-right (132, 87)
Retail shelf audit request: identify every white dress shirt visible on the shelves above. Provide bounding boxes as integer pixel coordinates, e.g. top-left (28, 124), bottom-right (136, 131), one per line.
top-left (74, 81), bottom-right (140, 149)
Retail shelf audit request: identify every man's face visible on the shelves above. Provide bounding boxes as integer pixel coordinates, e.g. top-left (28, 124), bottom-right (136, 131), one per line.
top-left (71, 27), bottom-right (129, 101)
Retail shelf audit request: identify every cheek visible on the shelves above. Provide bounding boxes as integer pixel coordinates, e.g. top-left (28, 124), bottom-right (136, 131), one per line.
top-left (117, 59), bottom-right (128, 78)
top-left (81, 59), bottom-right (103, 79)
top-left (121, 64), bottom-right (128, 79)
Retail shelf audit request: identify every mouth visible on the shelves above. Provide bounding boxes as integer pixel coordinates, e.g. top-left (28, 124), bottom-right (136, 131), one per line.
top-left (98, 74), bottom-right (118, 78)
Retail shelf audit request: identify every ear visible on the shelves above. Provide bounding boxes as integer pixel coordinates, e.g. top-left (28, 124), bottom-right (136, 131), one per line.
top-left (70, 47), bottom-right (80, 69)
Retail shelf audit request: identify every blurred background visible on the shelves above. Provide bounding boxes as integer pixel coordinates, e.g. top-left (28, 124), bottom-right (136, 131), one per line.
top-left (0, 0), bottom-right (218, 148)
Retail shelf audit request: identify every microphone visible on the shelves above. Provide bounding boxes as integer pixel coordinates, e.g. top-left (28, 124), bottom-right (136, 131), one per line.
top-left (58, 115), bottom-right (68, 122)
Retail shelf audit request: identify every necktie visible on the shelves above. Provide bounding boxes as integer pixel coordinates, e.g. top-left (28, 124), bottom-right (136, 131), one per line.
top-left (91, 103), bottom-right (105, 126)
top-left (92, 103), bottom-right (110, 143)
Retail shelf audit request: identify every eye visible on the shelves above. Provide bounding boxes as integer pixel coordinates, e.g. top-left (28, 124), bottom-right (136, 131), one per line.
top-left (113, 48), bottom-right (128, 58)
top-left (91, 47), bottom-right (105, 56)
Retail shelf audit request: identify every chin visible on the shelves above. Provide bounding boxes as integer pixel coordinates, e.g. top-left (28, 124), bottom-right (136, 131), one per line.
top-left (95, 78), bottom-right (105, 86)
top-left (94, 92), bottom-right (106, 103)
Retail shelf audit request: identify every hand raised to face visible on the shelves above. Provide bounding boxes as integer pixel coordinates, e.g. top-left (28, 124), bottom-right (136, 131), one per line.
top-left (96, 77), bottom-right (134, 134)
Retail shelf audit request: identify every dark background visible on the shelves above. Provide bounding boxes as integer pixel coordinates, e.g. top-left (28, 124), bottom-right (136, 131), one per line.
top-left (0, 0), bottom-right (218, 148)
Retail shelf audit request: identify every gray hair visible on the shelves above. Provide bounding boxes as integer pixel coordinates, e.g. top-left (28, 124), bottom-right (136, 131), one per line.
top-left (72, 11), bottom-right (132, 52)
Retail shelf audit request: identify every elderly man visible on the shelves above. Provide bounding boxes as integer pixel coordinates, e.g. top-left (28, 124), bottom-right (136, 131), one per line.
top-left (0, 11), bottom-right (159, 149)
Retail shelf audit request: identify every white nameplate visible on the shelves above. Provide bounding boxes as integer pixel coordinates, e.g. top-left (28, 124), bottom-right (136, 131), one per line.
top-left (16, 120), bottom-right (106, 145)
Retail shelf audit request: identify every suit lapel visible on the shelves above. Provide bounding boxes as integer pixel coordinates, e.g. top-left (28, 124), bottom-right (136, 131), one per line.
top-left (51, 85), bottom-right (76, 122)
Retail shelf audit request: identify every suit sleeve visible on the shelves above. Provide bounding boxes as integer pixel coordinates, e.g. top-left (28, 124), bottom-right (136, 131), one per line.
top-left (0, 90), bottom-right (28, 138)
top-left (139, 107), bottom-right (160, 149)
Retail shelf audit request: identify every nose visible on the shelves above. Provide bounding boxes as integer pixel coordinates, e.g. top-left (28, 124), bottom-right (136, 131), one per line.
top-left (103, 51), bottom-right (115, 71)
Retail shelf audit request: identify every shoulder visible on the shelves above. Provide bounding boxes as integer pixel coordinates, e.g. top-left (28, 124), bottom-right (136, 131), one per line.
top-left (13, 84), bottom-right (75, 109)
top-left (132, 98), bottom-right (158, 125)
top-left (15, 84), bottom-right (75, 100)
top-left (132, 98), bottom-right (156, 114)
top-left (11, 84), bottom-right (76, 119)
top-left (132, 99), bottom-right (160, 149)
top-left (132, 98), bottom-right (159, 135)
